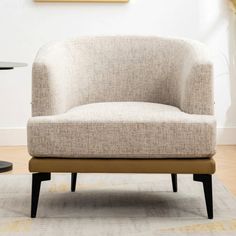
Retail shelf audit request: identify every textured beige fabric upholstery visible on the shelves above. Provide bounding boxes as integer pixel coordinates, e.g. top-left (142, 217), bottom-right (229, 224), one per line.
top-left (28, 36), bottom-right (215, 160)
top-left (28, 102), bottom-right (216, 158)
top-left (32, 36), bottom-right (214, 117)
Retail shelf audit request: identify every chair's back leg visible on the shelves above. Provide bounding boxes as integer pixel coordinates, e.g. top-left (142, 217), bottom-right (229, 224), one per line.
top-left (193, 174), bottom-right (213, 219)
top-left (71, 173), bottom-right (77, 192)
top-left (171, 174), bottom-right (177, 192)
top-left (31, 173), bottom-right (51, 218)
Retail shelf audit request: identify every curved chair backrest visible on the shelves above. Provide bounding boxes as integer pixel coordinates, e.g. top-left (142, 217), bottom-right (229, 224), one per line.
top-left (32, 36), bottom-right (212, 116)
top-left (62, 37), bottom-right (187, 106)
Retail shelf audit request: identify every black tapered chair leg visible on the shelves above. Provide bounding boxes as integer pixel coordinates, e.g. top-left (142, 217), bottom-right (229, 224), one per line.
top-left (31, 173), bottom-right (51, 218)
top-left (193, 174), bottom-right (213, 219)
top-left (71, 173), bottom-right (77, 192)
top-left (171, 174), bottom-right (177, 192)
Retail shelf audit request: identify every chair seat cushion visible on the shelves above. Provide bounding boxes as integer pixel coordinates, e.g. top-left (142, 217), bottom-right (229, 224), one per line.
top-left (27, 102), bottom-right (216, 159)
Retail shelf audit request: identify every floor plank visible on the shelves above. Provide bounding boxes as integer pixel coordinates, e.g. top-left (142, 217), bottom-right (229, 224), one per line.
top-left (0, 146), bottom-right (31, 175)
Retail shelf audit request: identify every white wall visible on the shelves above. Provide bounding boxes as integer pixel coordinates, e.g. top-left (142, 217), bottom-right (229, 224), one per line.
top-left (0, 0), bottom-right (235, 145)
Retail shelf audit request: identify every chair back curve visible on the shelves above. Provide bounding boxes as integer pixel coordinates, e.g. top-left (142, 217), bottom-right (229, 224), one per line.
top-left (32, 36), bottom-right (212, 116)
top-left (64, 36), bottom-right (187, 106)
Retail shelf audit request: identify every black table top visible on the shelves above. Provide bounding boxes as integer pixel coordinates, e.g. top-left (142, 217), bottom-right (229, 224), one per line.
top-left (0, 62), bottom-right (27, 70)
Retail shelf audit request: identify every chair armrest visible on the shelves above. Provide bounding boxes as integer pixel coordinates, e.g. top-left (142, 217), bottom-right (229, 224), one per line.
top-left (32, 41), bottom-right (73, 116)
top-left (180, 41), bottom-right (214, 115)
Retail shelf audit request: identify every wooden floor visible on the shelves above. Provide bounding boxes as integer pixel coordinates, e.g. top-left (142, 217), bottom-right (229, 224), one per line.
top-left (0, 146), bottom-right (236, 195)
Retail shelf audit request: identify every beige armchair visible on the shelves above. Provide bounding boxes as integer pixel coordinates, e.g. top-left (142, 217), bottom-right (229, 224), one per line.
top-left (28, 36), bottom-right (216, 218)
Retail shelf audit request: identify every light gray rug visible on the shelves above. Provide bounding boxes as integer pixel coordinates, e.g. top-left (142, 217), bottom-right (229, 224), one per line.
top-left (0, 174), bottom-right (236, 236)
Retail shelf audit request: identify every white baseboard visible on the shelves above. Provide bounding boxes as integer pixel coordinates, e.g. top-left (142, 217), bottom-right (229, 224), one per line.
top-left (216, 127), bottom-right (236, 145)
top-left (0, 127), bottom-right (236, 146)
top-left (0, 127), bottom-right (27, 146)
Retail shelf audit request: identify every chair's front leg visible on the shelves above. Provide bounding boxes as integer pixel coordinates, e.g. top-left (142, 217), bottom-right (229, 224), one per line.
top-left (193, 174), bottom-right (213, 219)
top-left (31, 173), bottom-right (51, 218)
